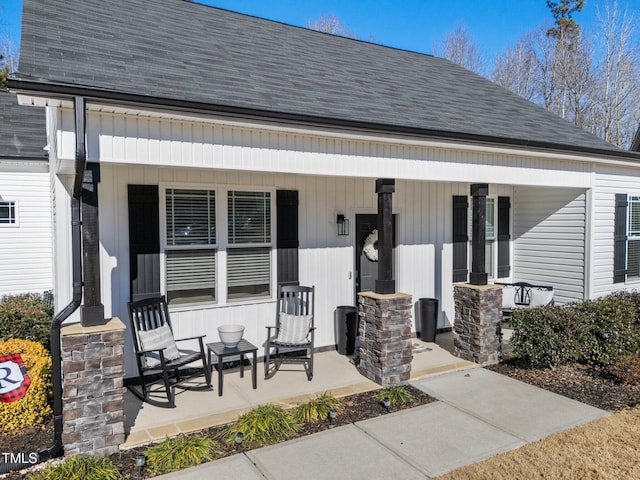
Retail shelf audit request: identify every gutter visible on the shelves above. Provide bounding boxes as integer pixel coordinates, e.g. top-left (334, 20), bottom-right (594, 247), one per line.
top-left (0, 97), bottom-right (86, 474)
top-left (8, 76), bottom-right (640, 163)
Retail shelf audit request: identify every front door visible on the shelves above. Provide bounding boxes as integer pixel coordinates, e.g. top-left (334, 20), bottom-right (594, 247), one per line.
top-left (355, 214), bottom-right (396, 295)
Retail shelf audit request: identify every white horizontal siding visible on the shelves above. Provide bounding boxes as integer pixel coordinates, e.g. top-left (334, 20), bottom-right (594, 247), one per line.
top-left (590, 165), bottom-right (640, 298)
top-left (513, 187), bottom-right (587, 304)
top-left (0, 171), bottom-right (53, 296)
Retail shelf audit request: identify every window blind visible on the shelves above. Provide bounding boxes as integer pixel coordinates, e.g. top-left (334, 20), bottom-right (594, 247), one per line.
top-left (166, 189), bottom-right (215, 246)
top-left (228, 191), bottom-right (271, 244)
top-left (227, 248), bottom-right (271, 287)
top-left (166, 249), bottom-right (216, 291)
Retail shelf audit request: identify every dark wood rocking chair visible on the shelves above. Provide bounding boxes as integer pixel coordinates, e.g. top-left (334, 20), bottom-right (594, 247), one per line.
top-left (127, 296), bottom-right (212, 408)
top-left (264, 285), bottom-right (315, 381)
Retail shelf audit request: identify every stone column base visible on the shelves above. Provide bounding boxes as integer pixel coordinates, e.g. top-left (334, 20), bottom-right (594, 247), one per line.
top-left (357, 292), bottom-right (413, 387)
top-left (453, 284), bottom-right (502, 366)
top-left (60, 317), bottom-right (126, 456)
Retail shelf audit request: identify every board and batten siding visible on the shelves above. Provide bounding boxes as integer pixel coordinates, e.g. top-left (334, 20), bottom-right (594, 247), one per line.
top-left (47, 106), bottom-right (603, 378)
top-left (0, 170), bottom-right (53, 296)
top-left (53, 108), bottom-right (593, 188)
top-left (590, 165), bottom-right (640, 299)
top-left (513, 186), bottom-right (587, 304)
top-left (95, 162), bottom-right (515, 377)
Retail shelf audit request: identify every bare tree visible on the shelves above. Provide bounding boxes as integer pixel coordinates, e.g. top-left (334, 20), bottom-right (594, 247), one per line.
top-left (0, 8), bottom-right (18, 88)
top-left (435, 23), bottom-right (486, 76)
top-left (492, 8), bottom-right (593, 129)
top-left (589, 0), bottom-right (640, 147)
top-left (307, 14), bottom-right (357, 39)
top-left (492, 33), bottom-right (539, 101)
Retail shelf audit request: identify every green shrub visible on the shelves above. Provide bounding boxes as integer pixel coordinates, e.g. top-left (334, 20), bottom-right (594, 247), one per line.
top-left (510, 304), bottom-right (584, 368)
top-left (221, 403), bottom-right (299, 448)
top-left (295, 392), bottom-right (342, 423)
top-left (576, 293), bottom-right (640, 367)
top-left (374, 385), bottom-right (416, 406)
top-left (0, 338), bottom-right (52, 431)
top-left (510, 292), bottom-right (640, 369)
top-left (30, 455), bottom-right (122, 480)
top-left (0, 292), bottom-right (53, 351)
top-left (145, 435), bottom-right (219, 475)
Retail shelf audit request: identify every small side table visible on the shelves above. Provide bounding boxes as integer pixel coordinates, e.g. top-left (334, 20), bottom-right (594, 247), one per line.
top-left (206, 339), bottom-right (258, 396)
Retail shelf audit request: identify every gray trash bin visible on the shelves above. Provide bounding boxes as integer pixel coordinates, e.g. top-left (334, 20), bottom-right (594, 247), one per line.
top-left (416, 298), bottom-right (438, 342)
top-left (335, 306), bottom-right (358, 355)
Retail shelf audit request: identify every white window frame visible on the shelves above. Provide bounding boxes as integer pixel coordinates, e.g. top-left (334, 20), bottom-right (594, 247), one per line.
top-left (627, 196), bottom-right (640, 279)
top-left (0, 200), bottom-right (18, 226)
top-left (160, 184), bottom-right (275, 309)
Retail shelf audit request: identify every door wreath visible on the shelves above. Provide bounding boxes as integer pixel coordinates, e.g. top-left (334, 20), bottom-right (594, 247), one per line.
top-left (363, 229), bottom-right (378, 262)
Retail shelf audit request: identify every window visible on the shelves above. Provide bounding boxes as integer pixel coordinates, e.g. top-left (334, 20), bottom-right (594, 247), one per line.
top-left (485, 198), bottom-right (495, 277)
top-left (0, 201), bottom-right (16, 224)
top-left (165, 189), bottom-right (216, 304)
top-left (227, 191), bottom-right (271, 299)
top-left (469, 197), bottom-right (496, 278)
top-left (627, 196), bottom-right (640, 279)
top-left (162, 187), bottom-right (273, 305)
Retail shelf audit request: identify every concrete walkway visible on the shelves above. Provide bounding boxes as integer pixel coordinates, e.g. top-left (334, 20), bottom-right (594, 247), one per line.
top-left (155, 368), bottom-right (608, 479)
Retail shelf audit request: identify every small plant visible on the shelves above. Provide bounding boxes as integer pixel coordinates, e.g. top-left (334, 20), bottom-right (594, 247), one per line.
top-left (145, 434), bottom-right (219, 475)
top-left (0, 338), bottom-right (52, 431)
top-left (30, 454), bottom-right (122, 480)
top-left (295, 392), bottom-right (342, 423)
top-left (374, 385), bottom-right (416, 406)
top-left (0, 292), bottom-right (54, 351)
top-left (221, 403), bottom-right (299, 448)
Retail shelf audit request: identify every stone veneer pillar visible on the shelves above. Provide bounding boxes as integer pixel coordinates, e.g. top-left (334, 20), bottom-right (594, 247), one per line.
top-left (357, 292), bottom-right (412, 387)
top-left (453, 284), bottom-right (502, 365)
top-left (60, 317), bottom-right (126, 456)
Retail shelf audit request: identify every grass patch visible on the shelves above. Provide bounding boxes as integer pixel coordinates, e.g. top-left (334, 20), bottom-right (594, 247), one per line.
top-left (220, 403), bottom-right (299, 448)
top-left (435, 405), bottom-right (640, 479)
top-left (145, 435), bottom-right (220, 476)
top-left (30, 455), bottom-right (122, 480)
top-left (374, 385), bottom-right (416, 406)
top-left (294, 392), bottom-right (342, 423)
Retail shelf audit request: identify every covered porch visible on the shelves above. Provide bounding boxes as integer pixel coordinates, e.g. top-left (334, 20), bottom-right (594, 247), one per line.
top-left (122, 334), bottom-right (478, 448)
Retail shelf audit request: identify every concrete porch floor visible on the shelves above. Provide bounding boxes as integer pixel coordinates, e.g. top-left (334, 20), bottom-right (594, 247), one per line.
top-left (122, 332), bottom-right (480, 448)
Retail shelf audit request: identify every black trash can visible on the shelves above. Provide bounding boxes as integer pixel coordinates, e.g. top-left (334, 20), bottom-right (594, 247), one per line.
top-left (335, 306), bottom-right (358, 355)
top-left (416, 298), bottom-right (438, 342)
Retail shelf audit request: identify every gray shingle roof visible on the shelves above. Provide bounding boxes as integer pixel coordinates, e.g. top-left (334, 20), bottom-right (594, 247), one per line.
top-left (0, 90), bottom-right (46, 159)
top-left (15, 0), bottom-right (629, 156)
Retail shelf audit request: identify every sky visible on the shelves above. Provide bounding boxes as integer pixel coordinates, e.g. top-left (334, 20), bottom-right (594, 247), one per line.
top-left (1, 0), bottom-right (640, 65)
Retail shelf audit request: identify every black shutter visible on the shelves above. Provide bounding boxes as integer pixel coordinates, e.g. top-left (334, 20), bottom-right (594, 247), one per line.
top-left (277, 190), bottom-right (299, 287)
top-left (497, 196), bottom-right (511, 278)
top-left (614, 193), bottom-right (628, 283)
top-left (452, 195), bottom-right (469, 282)
top-left (128, 185), bottom-right (161, 301)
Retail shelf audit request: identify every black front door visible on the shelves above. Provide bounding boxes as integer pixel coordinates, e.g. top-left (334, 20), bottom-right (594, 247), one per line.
top-left (355, 214), bottom-right (396, 295)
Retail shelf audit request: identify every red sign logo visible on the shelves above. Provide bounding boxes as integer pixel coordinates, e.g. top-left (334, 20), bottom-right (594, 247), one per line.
top-left (0, 354), bottom-right (31, 403)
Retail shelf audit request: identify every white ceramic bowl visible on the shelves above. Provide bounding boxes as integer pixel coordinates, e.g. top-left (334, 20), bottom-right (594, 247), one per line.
top-left (218, 324), bottom-right (245, 348)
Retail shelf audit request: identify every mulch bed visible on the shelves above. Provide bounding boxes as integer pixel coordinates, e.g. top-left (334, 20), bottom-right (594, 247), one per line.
top-left (110, 384), bottom-right (436, 478)
top-left (487, 358), bottom-right (640, 411)
top-left (2, 360), bottom-right (639, 478)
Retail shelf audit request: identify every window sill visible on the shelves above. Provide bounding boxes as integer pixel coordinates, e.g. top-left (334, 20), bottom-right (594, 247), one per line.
top-left (168, 296), bottom-right (275, 313)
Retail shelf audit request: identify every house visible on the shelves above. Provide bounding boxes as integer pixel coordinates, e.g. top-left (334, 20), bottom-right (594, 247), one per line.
top-left (9, 0), bottom-right (640, 379)
top-left (0, 90), bottom-right (53, 297)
